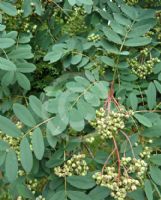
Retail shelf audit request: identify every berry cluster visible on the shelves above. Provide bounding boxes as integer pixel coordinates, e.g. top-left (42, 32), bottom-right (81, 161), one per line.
top-left (26, 179), bottom-right (39, 194)
top-left (93, 157), bottom-right (147, 200)
top-left (85, 136), bottom-right (95, 144)
top-left (17, 195), bottom-right (45, 200)
top-left (54, 154), bottom-right (89, 177)
top-left (62, 7), bottom-right (87, 36)
top-left (87, 33), bottom-right (101, 42)
top-left (121, 157), bottom-right (147, 179)
top-left (140, 146), bottom-right (152, 159)
top-left (91, 107), bottom-right (134, 139)
top-left (128, 57), bottom-right (160, 79)
top-left (123, 0), bottom-right (139, 5)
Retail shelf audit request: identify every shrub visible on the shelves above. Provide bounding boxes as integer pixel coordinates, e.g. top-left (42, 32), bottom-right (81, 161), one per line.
top-left (0, 0), bottom-right (161, 199)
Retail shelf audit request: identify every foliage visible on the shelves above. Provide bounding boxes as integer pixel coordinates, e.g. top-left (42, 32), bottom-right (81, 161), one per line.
top-left (0, 0), bottom-right (161, 200)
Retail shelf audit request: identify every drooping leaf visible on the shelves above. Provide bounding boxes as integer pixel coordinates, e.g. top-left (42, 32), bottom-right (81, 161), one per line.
top-left (142, 125), bottom-right (161, 137)
top-left (5, 149), bottom-right (18, 182)
top-left (150, 166), bottom-right (161, 186)
top-left (144, 180), bottom-right (153, 200)
top-left (0, 115), bottom-right (21, 137)
top-left (67, 175), bottom-right (96, 189)
top-left (129, 93), bottom-right (138, 110)
top-left (0, 2), bottom-right (17, 16)
top-left (16, 72), bottom-right (31, 90)
top-left (124, 37), bottom-right (151, 47)
top-left (68, 191), bottom-right (92, 200)
top-left (0, 57), bottom-right (16, 71)
top-left (147, 82), bottom-right (156, 109)
top-left (20, 137), bottom-right (33, 173)
top-left (13, 103), bottom-right (36, 127)
top-left (0, 38), bottom-right (15, 49)
top-left (150, 154), bottom-right (161, 165)
top-left (69, 108), bottom-right (85, 131)
top-left (29, 95), bottom-right (48, 119)
top-left (134, 114), bottom-right (152, 127)
top-left (31, 128), bottom-right (44, 160)
top-left (47, 115), bottom-right (67, 136)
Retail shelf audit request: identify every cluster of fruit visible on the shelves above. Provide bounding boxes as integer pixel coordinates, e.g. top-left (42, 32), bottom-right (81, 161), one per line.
top-left (90, 107), bottom-right (134, 139)
top-left (140, 146), bottom-right (152, 159)
top-left (54, 154), bottom-right (89, 177)
top-left (123, 0), bottom-right (139, 5)
top-left (62, 7), bottom-right (87, 36)
top-left (93, 157), bottom-right (147, 200)
top-left (87, 33), bottom-right (101, 42)
top-left (17, 195), bottom-right (45, 200)
top-left (128, 57), bottom-right (160, 79)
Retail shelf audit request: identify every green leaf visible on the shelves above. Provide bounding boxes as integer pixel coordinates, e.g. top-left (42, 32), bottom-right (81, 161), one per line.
top-left (85, 70), bottom-right (95, 82)
top-left (134, 114), bottom-right (152, 127)
top-left (142, 125), bottom-right (161, 137)
top-left (128, 24), bottom-right (154, 38)
top-left (100, 56), bottom-right (115, 67)
top-left (20, 137), bottom-right (33, 173)
top-left (46, 130), bottom-right (58, 148)
top-left (29, 95), bottom-right (48, 119)
top-left (154, 80), bottom-right (161, 94)
top-left (77, 99), bottom-right (95, 121)
top-left (78, 0), bottom-right (93, 5)
top-left (31, 128), bottom-right (44, 160)
top-left (124, 37), bottom-right (151, 47)
top-left (144, 180), bottom-right (153, 200)
top-left (67, 175), bottom-right (95, 189)
top-left (147, 82), bottom-right (156, 109)
top-left (0, 2), bottom-right (17, 16)
top-left (89, 186), bottom-right (110, 200)
top-left (68, 0), bottom-right (76, 6)
top-left (71, 54), bottom-right (82, 65)
top-left (90, 81), bottom-right (108, 99)
top-left (5, 150), bottom-right (18, 182)
top-left (49, 191), bottom-right (66, 200)
top-left (44, 51), bottom-right (63, 63)
top-left (47, 115), bottom-right (67, 135)
top-left (113, 13), bottom-right (131, 26)
top-left (8, 45), bottom-right (33, 59)
top-left (74, 76), bottom-right (90, 87)
top-left (16, 184), bottom-right (34, 199)
top-left (0, 151), bottom-right (6, 166)
top-left (0, 140), bottom-right (9, 151)
top-left (1, 71), bottom-right (14, 86)
top-left (0, 115), bottom-right (21, 137)
top-left (84, 91), bottom-right (100, 107)
top-left (17, 62), bottom-right (36, 73)
top-left (0, 38), bottom-right (15, 49)
top-left (103, 27), bottom-right (122, 44)
top-left (150, 166), bottom-right (161, 186)
top-left (150, 154), bottom-right (161, 165)
top-left (66, 81), bottom-right (85, 92)
top-left (120, 4), bottom-right (138, 20)
top-left (68, 191), bottom-right (92, 200)
top-left (129, 93), bottom-right (138, 110)
top-left (0, 57), bottom-right (16, 71)
top-left (16, 72), bottom-right (31, 90)
top-left (69, 108), bottom-right (85, 131)
top-left (13, 103), bottom-right (36, 127)
top-left (128, 189), bottom-right (145, 200)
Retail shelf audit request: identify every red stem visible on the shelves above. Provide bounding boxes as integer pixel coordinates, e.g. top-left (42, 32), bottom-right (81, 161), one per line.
top-left (102, 147), bottom-right (116, 174)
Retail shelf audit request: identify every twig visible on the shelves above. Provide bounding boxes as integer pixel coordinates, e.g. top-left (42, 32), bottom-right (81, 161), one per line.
top-left (102, 147), bottom-right (116, 174)
top-left (121, 130), bottom-right (135, 158)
